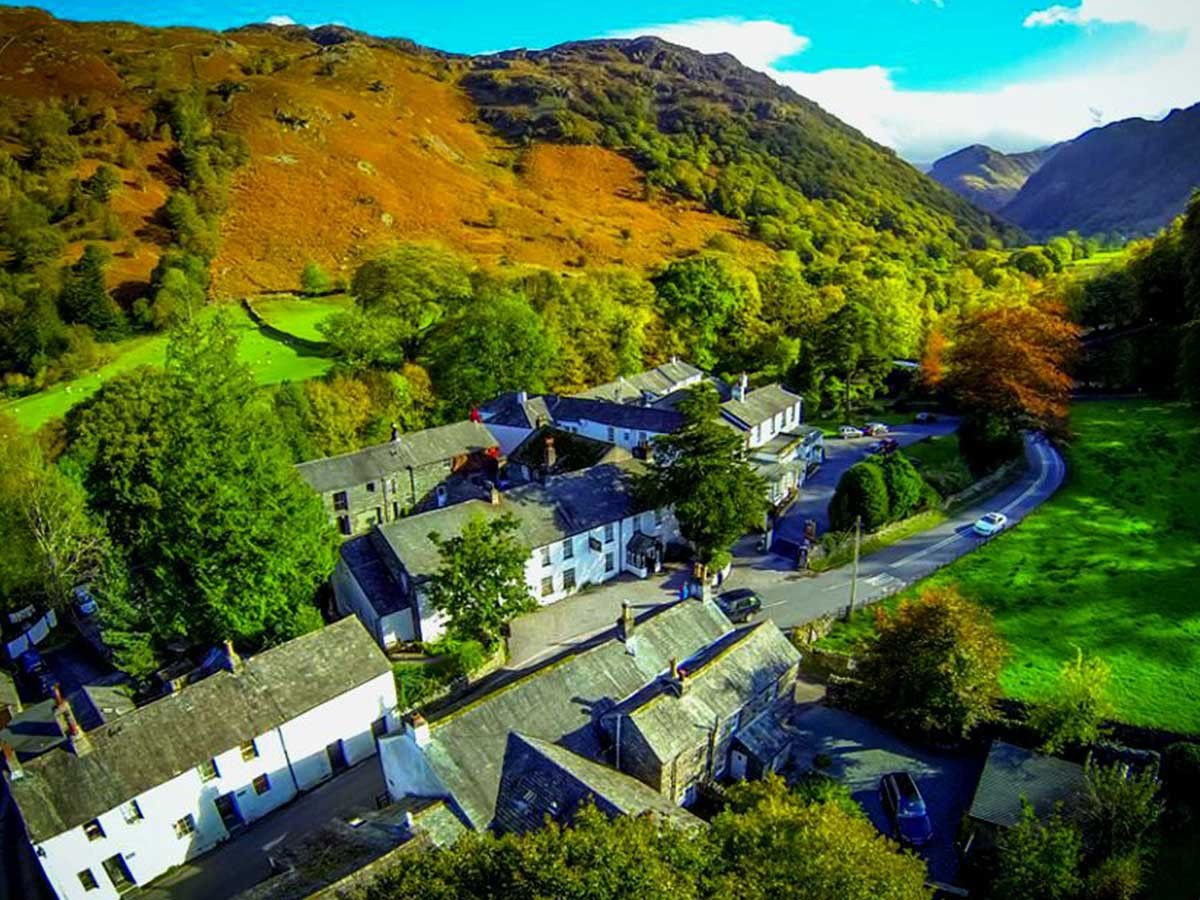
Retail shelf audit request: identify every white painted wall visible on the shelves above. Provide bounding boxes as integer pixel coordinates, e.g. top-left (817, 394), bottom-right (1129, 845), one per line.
top-left (555, 417), bottom-right (665, 451)
top-left (333, 557), bottom-right (417, 648)
top-left (379, 732), bottom-right (448, 803)
top-left (30, 673), bottom-right (398, 900)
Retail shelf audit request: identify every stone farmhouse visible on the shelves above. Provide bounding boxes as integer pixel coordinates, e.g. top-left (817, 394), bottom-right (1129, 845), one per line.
top-left (3, 618), bottom-right (397, 900)
top-left (332, 460), bottom-right (681, 647)
top-left (376, 598), bottom-right (802, 833)
top-left (296, 420), bottom-right (501, 537)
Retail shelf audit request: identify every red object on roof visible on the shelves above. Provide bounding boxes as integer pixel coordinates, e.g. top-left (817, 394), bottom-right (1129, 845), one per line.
top-left (469, 407), bottom-right (482, 423)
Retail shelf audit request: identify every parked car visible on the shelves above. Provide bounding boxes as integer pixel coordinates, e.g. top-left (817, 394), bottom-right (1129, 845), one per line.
top-left (17, 648), bottom-right (56, 699)
top-left (866, 441), bottom-right (885, 454)
top-left (838, 425), bottom-right (862, 439)
top-left (879, 438), bottom-right (900, 454)
top-left (879, 772), bottom-right (933, 847)
top-left (863, 422), bottom-right (890, 436)
top-left (972, 512), bottom-right (1008, 536)
top-left (716, 588), bottom-right (763, 623)
top-left (914, 411), bottom-right (939, 423)
top-left (73, 584), bottom-right (98, 616)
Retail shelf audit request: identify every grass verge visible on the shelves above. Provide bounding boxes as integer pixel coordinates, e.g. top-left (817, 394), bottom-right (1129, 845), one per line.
top-left (809, 509), bottom-right (948, 573)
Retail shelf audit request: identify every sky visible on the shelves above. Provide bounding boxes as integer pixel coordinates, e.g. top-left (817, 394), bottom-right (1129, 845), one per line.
top-left (33, 0), bottom-right (1200, 161)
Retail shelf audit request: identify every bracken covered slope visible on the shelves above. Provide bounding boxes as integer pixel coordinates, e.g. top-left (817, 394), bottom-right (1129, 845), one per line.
top-left (0, 9), bottom-right (1016, 298)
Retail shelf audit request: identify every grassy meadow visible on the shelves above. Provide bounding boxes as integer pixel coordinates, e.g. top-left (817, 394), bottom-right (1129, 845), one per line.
top-left (1, 304), bottom-right (334, 432)
top-left (819, 400), bottom-right (1200, 735)
top-left (253, 293), bottom-right (352, 342)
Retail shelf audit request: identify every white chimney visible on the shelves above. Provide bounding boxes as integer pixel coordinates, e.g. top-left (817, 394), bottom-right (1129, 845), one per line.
top-left (734, 373), bottom-right (748, 402)
top-left (516, 390), bottom-right (528, 405)
top-left (408, 713), bottom-right (431, 748)
top-left (435, 484), bottom-right (448, 508)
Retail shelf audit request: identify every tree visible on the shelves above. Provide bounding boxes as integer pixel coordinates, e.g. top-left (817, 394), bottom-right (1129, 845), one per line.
top-left (351, 243), bottom-right (473, 329)
top-left (425, 514), bottom-right (534, 649)
top-left (302, 375), bottom-right (374, 456)
top-left (709, 776), bottom-right (931, 900)
top-left (424, 294), bottom-right (555, 415)
top-left (1011, 248), bottom-right (1054, 279)
top-left (957, 410), bottom-right (1024, 475)
top-left (1079, 762), bottom-right (1162, 861)
top-left (319, 308), bottom-right (412, 370)
top-left (652, 254), bottom-right (761, 371)
top-left (636, 383), bottom-right (766, 572)
top-left (829, 461), bottom-right (890, 532)
top-left (944, 301), bottom-right (1079, 436)
top-left (0, 414), bottom-right (108, 611)
top-left (994, 801), bottom-right (1083, 900)
top-left (1029, 648), bottom-right (1114, 753)
top-left (85, 164), bottom-right (121, 204)
top-left (878, 452), bottom-right (929, 520)
top-left (919, 327), bottom-right (948, 391)
top-left (300, 260), bottom-right (332, 296)
top-left (58, 244), bottom-right (124, 336)
top-left (855, 585), bottom-right (1007, 741)
top-left (64, 315), bottom-right (338, 676)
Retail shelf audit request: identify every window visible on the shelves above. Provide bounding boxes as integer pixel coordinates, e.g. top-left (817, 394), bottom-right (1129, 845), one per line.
top-left (366, 481), bottom-right (376, 493)
top-left (337, 516), bottom-right (352, 536)
top-left (540, 546), bottom-right (551, 567)
top-left (392, 501), bottom-right (400, 519)
top-left (786, 405), bottom-right (794, 425)
top-left (78, 870), bottom-right (99, 892)
top-left (562, 569), bottom-right (576, 592)
top-left (604, 523), bottom-right (614, 542)
top-left (123, 800), bottom-right (143, 823)
top-left (240, 740), bottom-right (258, 761)
top-left (102, 855), bottom-right (135, 893)
top-left (333, 491), bottom-right (349, 511)
top-left (174, 814), bottom-right (196, 838)
top-left (253, 774), bottom-right (271, 795)
top-left (643, 512), bottom-right (655, 530)
top-left (606, 426), bottom-right (615, 443)
top-left (541, 576), bottom-right (554, 597)
top-left (199, 758), bottom-right (219, 781)
top-left (562, 537), bottom-right (574, 559)
top-left (371, 716), bottom-right (389, 738)
top-left (605, 552), bottom-right (615, 573)
top-left (84, 819), bottom-right (105, 841)
top-left (375, 506), bottom-right (383, 524)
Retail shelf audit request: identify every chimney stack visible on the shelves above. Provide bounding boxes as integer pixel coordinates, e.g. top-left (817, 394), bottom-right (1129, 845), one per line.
top-left (618, 600), bottom-right (636, 641)
top-left (52, 685), bottom-right (91, 756)
top-left (735, 373), bottom-right (748, 402)
top-left (669, 658), bottom-right (679, 680)
top-left (489, 484), bottom-right (501, 505)
top-left (224, 639), bottom-right (243, 674)
top-left (516, 390), bottom-right (528, 405)
top-left (544, 435), bottom-right (557, 471)
top-left (1, 740), bottom-right (22, 780)
top-left (408, 713), bottom-right (431, 748)
top-left (391, 422), bottom-right (400, 442)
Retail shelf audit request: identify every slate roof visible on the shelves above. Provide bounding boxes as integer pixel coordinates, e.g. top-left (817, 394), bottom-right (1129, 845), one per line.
top-left (720, 384), bottom-right (803, 429)
top-left (576, 360), bottom-right (706, 404)
top-left (967, 741), bottom-right (1086, 828)
top-left (421, 598), bottom-right (734, 829)
top-left (494, 733), bottom-right (702, 835)
top-left (296, 421), bottom-right (499, 494)
top-left (340, 534), bottom-right (407, 618)
top-left (552, 397), bottom-right (684, 435)
top-left (615, 623), bottom-right (800, 764)
top-left (477, 392), bottom-right (555, 430)
top-left (375, 460), bottom-right (650, 584)
top-left (9, 617), bottom-right (392, 842)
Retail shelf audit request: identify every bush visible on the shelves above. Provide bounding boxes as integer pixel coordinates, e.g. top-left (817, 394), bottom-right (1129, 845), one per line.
top-left (879, 452), bottom-right (927, 519)
top-left (829, 462), bottom-right (890, 532)
top-left (958, 411), bottom-right (1023, 475)
top-left (1084, 852), bottom-right (1143, 900)
top-left (1164, 741), bottom-right (1200, 811)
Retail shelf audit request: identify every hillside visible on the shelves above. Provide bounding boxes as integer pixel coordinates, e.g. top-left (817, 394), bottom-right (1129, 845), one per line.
top-left (928, 143), bottom-right (1059, 213)
top-left (999, 103), bottom-right (1200, 238)
top-left (0, 8), bottom-right (1018, 302)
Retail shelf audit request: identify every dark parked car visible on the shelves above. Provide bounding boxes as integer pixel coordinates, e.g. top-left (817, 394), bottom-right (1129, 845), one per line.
top-left (879, 771), bottom-right (933, 847)
top-left (716, 589), bottom-right (763, 623)
top-left (914, 411), bottom-right (939, 423)
top-left (17, 648), bottom-right (56, 699)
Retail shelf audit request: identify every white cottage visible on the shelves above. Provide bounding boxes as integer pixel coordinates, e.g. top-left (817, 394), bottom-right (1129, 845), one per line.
top-left (333, 460), bottom-right (682, 647)
top-left (3, 618), bottom-right (398, 900)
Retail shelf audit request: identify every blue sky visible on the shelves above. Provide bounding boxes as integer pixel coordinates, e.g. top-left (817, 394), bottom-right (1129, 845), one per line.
top-left (34, 1), bottom-right (1200, 160)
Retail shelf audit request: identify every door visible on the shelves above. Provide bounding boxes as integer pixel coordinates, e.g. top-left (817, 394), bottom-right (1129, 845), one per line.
top-left (729, 749), bottom-right (749, 781)
top-left (326, 739), bottom-right (349, 775)
top-left (214, 792), bottom-right (242, 830)
top-left (102, 855), bottom-right (136, 894)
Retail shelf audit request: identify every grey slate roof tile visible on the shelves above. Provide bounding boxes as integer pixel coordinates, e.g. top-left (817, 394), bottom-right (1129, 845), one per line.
top-left (968, 741), bottom-right (1086, 828)
top-left (720, 384), bottom-right (803, 429)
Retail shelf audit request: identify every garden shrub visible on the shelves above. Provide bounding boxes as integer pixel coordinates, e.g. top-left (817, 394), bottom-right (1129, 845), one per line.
top-left (829, 462), bottom-right (890, 532)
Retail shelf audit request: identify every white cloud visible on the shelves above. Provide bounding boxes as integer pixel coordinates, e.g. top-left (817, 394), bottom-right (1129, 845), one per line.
top-left (265, 14), bottom-right (297, 26)
top-left (1023, 1), bottom-right (1200, 33)
top-left (607, 18), bottom-right (809, 73)
top-left (609, 14), bottom-right (1200, 161)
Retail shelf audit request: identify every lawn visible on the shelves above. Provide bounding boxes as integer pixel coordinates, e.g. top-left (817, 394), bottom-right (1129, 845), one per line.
top-left (252, 293), bottom-right (352, 342)
top-left (1, 305), bottom-right (334, 432)
top-left (818, 400), bottom-right (1200, 735)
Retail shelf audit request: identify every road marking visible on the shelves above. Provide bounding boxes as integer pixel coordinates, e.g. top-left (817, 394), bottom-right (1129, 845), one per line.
top-left (888, 531), bottom-right (967, 568)
top-left (1000, 441), bottom-right (1052, 515)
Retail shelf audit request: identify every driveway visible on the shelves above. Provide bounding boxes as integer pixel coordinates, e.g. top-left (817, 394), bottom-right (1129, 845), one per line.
top-left (775, 418), bottom-right (959, 541)
top-left (790, 706), bottom-right (986, 885)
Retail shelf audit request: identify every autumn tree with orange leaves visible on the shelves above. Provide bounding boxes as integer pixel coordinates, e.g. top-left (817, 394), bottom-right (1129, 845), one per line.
top-left (944, 300), bottom-right (1080, 436)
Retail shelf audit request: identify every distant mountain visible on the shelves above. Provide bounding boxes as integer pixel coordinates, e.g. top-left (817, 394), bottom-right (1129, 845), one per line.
top-left (1000, 104), bottom-right (1200, 238)
top-left (928, 144), bottom-right (1061, 213)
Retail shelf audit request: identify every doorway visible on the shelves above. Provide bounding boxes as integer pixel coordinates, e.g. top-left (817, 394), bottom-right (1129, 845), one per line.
top-left (326, 740), bottom-right (349, 775)
top-left (101, 855), bottom-right (136, 894)
top-left (214, 792), bottom-right (242, 831)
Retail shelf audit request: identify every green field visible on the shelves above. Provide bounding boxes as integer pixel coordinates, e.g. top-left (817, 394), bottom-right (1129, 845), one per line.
top-left (253, 293), bottom-right (352, 342)
top-left (1, 305), bottom-right (334, 432)
top-left (819, 400), bottom-right (1200, 735)
top-left (1066, 248), bottom-right (1127, 273)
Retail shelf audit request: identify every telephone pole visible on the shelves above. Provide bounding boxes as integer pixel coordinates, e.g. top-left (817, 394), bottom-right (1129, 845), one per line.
top-left (846, 515), bottom-right (862, 621)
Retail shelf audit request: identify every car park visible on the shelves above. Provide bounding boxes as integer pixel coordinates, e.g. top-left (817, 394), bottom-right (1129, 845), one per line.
top-left (839, 425), bottom-right (862, 439)
top-left (716, 588), bottom-right (763, 623)
top-left (879, 771), bottom-right (933, 847)
top-left (972, 512), bottom-right (1008, 536)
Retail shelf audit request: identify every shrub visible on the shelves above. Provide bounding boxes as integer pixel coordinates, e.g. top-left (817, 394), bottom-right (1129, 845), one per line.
top-left (958, 411), bottom-right (1023, 475)
top-left (994, 801), bottom-right (1083, 900)
top-left (879, 452), bottom-right (927, 519)
top-left (300, 260), bottom-right (332, 296)
top-left (829, 462), bottom-right (890, 532)
top-left (1029, 648), bottom-right (1113, 753)
top-left (1079, 762), bottom-right (1162, 860)
top-left (1163, 741), bottom-right (1200, 812)
top-left (1084, 852), bottom-right (1143, 900)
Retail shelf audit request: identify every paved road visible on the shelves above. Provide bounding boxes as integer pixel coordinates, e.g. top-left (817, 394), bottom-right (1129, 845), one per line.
top-left (775, 418), bottom-right (959, 541)
top-left (137, 761), bottom-right (385, 900)
top-left (507, 434), bottom-right (1065, 670)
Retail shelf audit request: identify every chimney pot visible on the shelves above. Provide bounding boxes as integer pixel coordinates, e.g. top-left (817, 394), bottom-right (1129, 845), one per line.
top-left (391, 422), bottom-right (400, 442)
top-left (489, 485), bottom-right (501, 505)
top-left (619, 600), bottom-right (635, 641)
top-left (669, 657), bottom-right (679, 680)
top-left (409, 713), bottom-right (431, 748)
top-left (544, 435), bottom-right (557, 470)
top-left (516, 390), bottom-right (528, 405)
top-left (0, 740), bottom-right (22, 780)
top-left (51, 686), bottom-right (91, 755)
top-left (224, 639), bottom-right (243, 673)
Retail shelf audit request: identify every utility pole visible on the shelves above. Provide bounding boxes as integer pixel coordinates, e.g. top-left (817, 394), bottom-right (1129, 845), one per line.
top-left (846, 515), bottom-right (861, 621)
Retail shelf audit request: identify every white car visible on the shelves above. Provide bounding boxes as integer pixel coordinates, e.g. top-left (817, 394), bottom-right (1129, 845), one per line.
top-left (864, 422), bottom-right (889, 436)
top-left (838, 425), bottom-right (861, 439)
top-left (972, 512), bottom-right (1008, 537)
